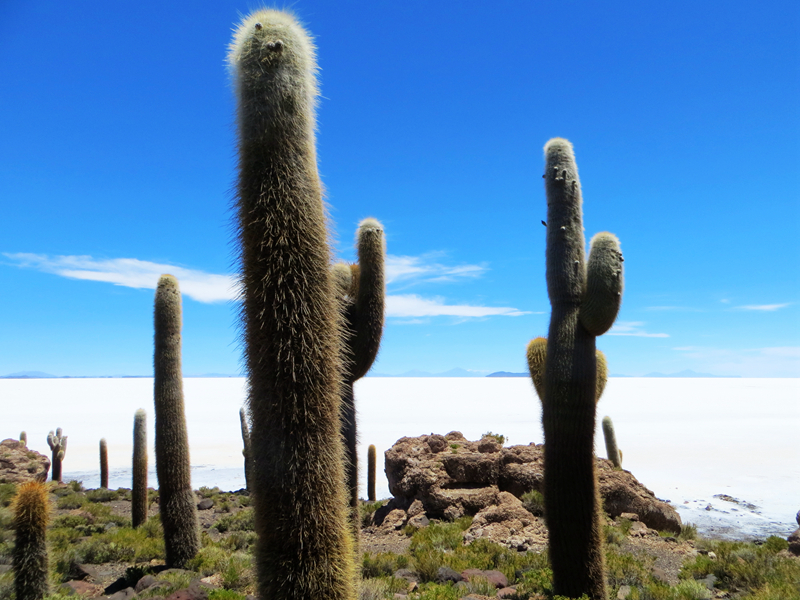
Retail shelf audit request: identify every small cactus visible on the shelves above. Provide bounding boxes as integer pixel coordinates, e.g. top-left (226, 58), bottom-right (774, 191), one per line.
top-left (239, 407), bottom-right (252, 492)
top-left (46, 428), bottom-right (67, 483)
top-left (334, 218), bottom-right (386, 538)
top-left (12, 481), bottom-right (49, 600)
top-left (367, 444), bottom-right (377, 503)
top-left (153, 275), bottom-right (199, 566)
top-left (19, 431), bottom-right (27, 446)
top-left (602, 416), bottom-right (622, 468)
top-left (99, 439), bottom-right (109, 489)
top-left (132, 409), bottom-right (148, 528)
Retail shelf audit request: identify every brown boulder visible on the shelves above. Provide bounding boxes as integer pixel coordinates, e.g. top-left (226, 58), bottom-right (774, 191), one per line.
top-left (0, 438), bottom-right (50, 484)
top-left (464, 492), bottom-right (548, 552)
top-left (385, 433), bottom-right (681, 533)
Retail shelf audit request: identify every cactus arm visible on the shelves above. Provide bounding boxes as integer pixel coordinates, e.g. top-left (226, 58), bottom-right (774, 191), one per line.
top-left (46, 432), bottom-right (55, 451)
top-left (580, 232), bottom-right (624, 336)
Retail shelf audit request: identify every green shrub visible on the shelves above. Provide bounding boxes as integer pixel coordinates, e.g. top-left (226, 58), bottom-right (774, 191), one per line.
top-left (678, 523), bottom-right (698, 541)
top-left (209, 590), bottom-right (247, 600)
top-left (220, 531), bottom-right (257, 552)
top-left (86, 488), bottom-right (119, 503)
top-left (67, 480), bottom-right (84, 493)
top-left (216, 508), bottom-right (254, 533)
top-left (56, 493), bottom-right (86, 509)
top-left (414, 582), bottom-right (460, 600)
top-left (362, 552), bottom-right (409, 578)
top-left (221, 552), bottom-right (253, 591)
top-left (0, 483), bottom-right (16, 507)
top-left (360, 500), bottom-right (387, 528)
top-left (198, 486), bottom-right (221, 499)
top-left (481, 432), bottom-right (506, 445)
top-left (520, 489), bottom-right (544, 517)
top-left (763, 535), bottom-right (789, 553)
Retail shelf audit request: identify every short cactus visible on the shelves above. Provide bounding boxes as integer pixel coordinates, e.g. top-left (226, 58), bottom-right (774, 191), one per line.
top-left (367, 444), bottom-right (377, 503)
top-left (19, 431), bottom-right (27, 446)
top-left (527, 138), bottom-right (624, 600)
top-left (12, 481), bottom-right (49, 600)
top-left (602, 416), bottom-right (622, 469)
top-left (239, 407), bottom-right (252, 492)
top-left (132, 409), bottom-right (148, 528)
top-left (334, 218), bottom-right (385, 538)
top-left (46, 428), bottom-right (67, 483)
top-left (229, 9), bottom-right (356, 600)
top-left (99, 438), bottom-right (108, 489)
top-left (153, 275), bottom-right (199, 566)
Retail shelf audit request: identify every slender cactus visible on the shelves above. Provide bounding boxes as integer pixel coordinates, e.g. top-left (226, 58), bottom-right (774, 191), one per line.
top-left (12, 481), bottom-right (49, 600)
top-left (153, 275), bottom-right (199, 566)
top-left (99, 439), bottom-right (109, 489)
top-left (528, 138), bottom-right (624, 600)
top-left (239, 407), bottom-right (252, 492)
top-left (229, 9), bottom-right (356, 600)
top-left (334, 218), bottom-right (385, 538)
top-left (367, 445), bottom-right (377, 503)
top-left (602, 416), bottom-right (622, 468)
top-left (132, 409), bottom-right (148, 528)
top-left (46, 428), bottom-right (67, 483)
top-left (19, 431), bottom-right (27, 446)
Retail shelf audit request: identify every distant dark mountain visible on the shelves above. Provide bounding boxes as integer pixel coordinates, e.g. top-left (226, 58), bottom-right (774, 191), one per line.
top-left (1, 371), bottom-right (57, 379)
top-left (643, 369), bottom-right (740, 378)
top-left (368, 368), bottom-right (488, 378)
top-left (486, 372), bottom-right (528, 378)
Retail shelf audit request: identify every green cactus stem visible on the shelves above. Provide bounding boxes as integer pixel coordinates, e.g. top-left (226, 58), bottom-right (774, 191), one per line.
top-left (527, 337), bottom-right (609, 402)
top-left (12, 481), bottom-right (49, 600)
top-left (602, 416), bottom-right (622, 469)
top-left (229, 9), bottom-right (356, 600)
top-left (46, 428), bottom-right (67, 483)
top-left (239, 407), bottom-right (252, 492)
top-left (531, 138), bottom-right (624, 600)
top-left (132, 409), bottom-right (148, 528)
top-left (99, 439), bottom-right (109, 489)
top-left (367, 444), bottom-right (377, 503)
top-left (153, 275), bottom-right (199, 566)
top-left (334, 218), bottom-right (386, 539)
top-left (19, 431), bottom-right (27, 446)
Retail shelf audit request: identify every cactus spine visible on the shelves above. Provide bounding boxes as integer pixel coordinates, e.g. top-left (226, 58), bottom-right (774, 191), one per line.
top-left (46, 428), bottom-right (67, 483)
top-left (239, 407), bottom-right (252, 492)
top-left (602, 416), bottom-right (622, 469)
top-left (529, 138), bottom-right (624, 600)
top-left (12, 481), bottom-right (49, 600)
top-left (153, 275), bottom-right (199, 567)
top-left (20, 431), bottom-right (27, 446)
top-left (99, 438), bottom-right (109, 489)
top-left (527, 337), bottom-right (609, 403)
top-left (229, 10), bottom-right (355, 600)
top-left (367, 445), bottom-right (377, 503)
top-left (334, 218), bottom-right (385, 538)
top-left (132, 409), bottom-right (148, 528)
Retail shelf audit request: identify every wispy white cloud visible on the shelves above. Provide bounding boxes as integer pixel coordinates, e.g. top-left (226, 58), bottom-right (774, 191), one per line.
top-left (734, 303), bottom-right (790, 311)
top-left (4, 253), bottom-right (237, 303)
top-left (385, 253), bottom-right (487, 285)
top-left (645, 306), bottom-right (701, 312)
top-left (4, 252), bottom-right (534, 319)
top-left (673, 346), bottom-right (800, 378)
top-left (607, 321), bottom-right (669, 338)
top-left (386, 294), bottom-right (531, 318)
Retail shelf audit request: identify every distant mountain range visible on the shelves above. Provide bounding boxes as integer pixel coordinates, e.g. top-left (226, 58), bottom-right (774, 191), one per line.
top-left (1, 368), bottom-right (742, 379)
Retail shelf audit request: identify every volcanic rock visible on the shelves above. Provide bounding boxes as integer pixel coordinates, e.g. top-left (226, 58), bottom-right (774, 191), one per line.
top-left (0, 438), bottom-right (50, 484)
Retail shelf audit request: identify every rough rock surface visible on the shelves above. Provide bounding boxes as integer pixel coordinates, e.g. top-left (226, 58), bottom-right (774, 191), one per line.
top-left (384, 432), bottom-right (681, 534)
top-left (0, 438), bottom-right (50, 484)
top-left (464, 492), bottom-right (548, 552)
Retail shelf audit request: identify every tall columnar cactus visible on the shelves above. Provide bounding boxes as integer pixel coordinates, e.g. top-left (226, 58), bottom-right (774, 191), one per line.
top-left (332, 218), bottom-right (385, 537)
top-left (602, 416), bottom-right (622, 469)
top-left (99, 439), bottom-right (109, 489)
top-left (153, 275), bottom-right (199, 566)
top-left (132, 409), bottom-right (148, 528)
top-left (239, 407), bottom-right (252, 492)
top-left (229, 9), bottom-right (356, 600)
top-left (20, 432), bottom-right (27, 446)
top-left (12, 481), bottom-right (49, 600)
top-left (527, 138), bottom-right (624, 600)
top-left (47, 428), bottom-right (67, 483)
top-left (367, 445), bottom-right (377, 503)
top-left (527, 336), bottom-right (609, 403)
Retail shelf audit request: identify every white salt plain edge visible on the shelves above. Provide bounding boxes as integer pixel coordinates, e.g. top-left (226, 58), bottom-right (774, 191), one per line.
top-left (2, 377), bottom-right (798, 540)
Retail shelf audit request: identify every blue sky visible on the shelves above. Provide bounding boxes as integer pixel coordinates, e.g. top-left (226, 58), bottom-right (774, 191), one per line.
top-left (1, 0), bottom-right (798, 378)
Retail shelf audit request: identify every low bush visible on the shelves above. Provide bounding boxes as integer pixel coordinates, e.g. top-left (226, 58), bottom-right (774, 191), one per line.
top-left (216, 508), bottom-right (254, 533)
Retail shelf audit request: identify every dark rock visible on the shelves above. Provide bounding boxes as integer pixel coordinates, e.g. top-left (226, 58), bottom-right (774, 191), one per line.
top-left (165, 581), bottom-right (210, 600)
top-left (197, 499), bottom-right (214, 510)
top-left (393, 569), bottom-right (419, 584)
top-left (104, 587), bottom-right (136, 600)
top-left (104, 578), bottom-right (130, 595)
top-left (60, 580), bottom-right (104, 597)
top-left (788, 528), bottom-right (800, 555)
top-left (135, 576), bottom-right (159, 593)
top-left (460, 569), bottom-right (508, 589)
top-left (436, 567), bottom-right (463, 584)
top-left (496, 587), bottom-right (517, 598)
top-left (0, 438), bottom-right (50, 484)
top-left (427, 435), bottom-right (447, 453)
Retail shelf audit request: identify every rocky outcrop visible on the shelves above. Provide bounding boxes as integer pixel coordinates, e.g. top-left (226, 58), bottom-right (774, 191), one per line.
top-left (384, 432), bottom-right (681, 534)
top-left (0, 438), bottom-right (50, 484)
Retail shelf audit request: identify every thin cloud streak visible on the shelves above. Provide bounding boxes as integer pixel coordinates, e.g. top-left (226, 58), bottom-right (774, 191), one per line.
top-left (735, 303), bottom-right (790, 311)
top-left (607, 321), bottom-right (669, 338)
top-left (385, 254), bottom-right (487, 285)
top-left (386, 294), bottom-right (530, 318)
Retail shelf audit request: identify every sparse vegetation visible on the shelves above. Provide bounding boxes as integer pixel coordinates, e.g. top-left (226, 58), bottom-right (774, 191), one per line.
top-left (481, 432), bottom-right (506, 445)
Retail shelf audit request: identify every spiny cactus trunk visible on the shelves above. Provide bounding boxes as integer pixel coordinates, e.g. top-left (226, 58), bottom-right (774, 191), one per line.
top-left (239, 408), bottom-right (252, 493)
top-left (99, 439), bottom-right (108, 489)
top-left (153, 275), bottom-right (199, 566)
top-left (12, 481), bottom-right (49, 600)
top-left (602, 416), bottom-right (622, 468)
top-left (367, 445), bottom-right (377, 503)
top-left (229, 10), bottom-right (356, 600)
top-left (132, 409), bottom-right (148, 528)
top-left (341, 381), bottom-right (359, 534)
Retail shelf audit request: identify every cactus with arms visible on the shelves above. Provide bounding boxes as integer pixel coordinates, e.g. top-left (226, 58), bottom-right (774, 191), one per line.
top-left (12, 481), bottom-right (49, 600)
top-left (132, 409), bottom-right (148, 528)
top-left (153, 275), bottom-right (199, 566)
top-left (527, 138), bottom-right (624, 599)
top-left (229, 9), bottom-right (356, 600)
top-left (333, 218), bottom-right (385, 538)
top-left (46, 428), bottom-right (67, 482)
